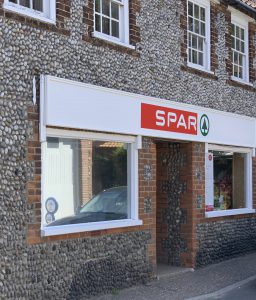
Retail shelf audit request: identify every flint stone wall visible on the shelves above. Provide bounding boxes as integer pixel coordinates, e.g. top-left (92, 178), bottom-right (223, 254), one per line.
top-left (196, 219), bottom-right (256, 267)
top-left (0, 0), bottom-right (256, 298)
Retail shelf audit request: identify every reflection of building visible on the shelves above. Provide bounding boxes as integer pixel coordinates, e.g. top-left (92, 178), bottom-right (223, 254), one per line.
top-left (1, 0), bottom-right (256, 299)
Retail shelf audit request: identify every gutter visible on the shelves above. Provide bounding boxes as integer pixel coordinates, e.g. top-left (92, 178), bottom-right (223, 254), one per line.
top-left (228, 0), bottom-right (256, 15)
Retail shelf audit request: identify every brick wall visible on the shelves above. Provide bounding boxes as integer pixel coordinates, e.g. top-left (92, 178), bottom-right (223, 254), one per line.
top-left (210, 2), bottom-right (219, 73)
top-left (138, 137), bottom-right (157, 271)
top-left (80, 140), bottom-right (93, 205)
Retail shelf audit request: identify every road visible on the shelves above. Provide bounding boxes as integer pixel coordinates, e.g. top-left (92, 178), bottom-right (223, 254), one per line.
top-left (207, 279), bottom-right (256, 300)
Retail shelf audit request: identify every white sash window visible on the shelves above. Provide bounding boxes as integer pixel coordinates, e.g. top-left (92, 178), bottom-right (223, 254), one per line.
top-left (3, 0), bottom-right (56, 23)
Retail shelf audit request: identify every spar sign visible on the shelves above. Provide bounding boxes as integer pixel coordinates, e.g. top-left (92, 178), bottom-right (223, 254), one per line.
top-left (141, 103), bottom-right (209, 137)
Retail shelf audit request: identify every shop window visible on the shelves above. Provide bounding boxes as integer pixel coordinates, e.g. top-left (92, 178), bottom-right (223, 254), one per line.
top-left (41, 131), bottom-right (141, 236)
top-left (93, 0), bottom-right (130, 47)
top-left (187, 0), bottom-right (210, 71)
top-left (205, 145), bottom-right (253, 217)
top-left (231, 11), bottom-right (249, 83)
top-left (3, 0), bottom-right (56, 23)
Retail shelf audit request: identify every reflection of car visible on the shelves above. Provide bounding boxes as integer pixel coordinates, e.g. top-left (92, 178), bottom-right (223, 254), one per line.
top-left (47, 186), bottom-right (127, 226)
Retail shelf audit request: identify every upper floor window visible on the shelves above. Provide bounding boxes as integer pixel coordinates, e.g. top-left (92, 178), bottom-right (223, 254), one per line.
top-left (3, 0), bottom-right (56, 24)
top-left (231, 12), bottom-right (249, 83)
top-left (187, 0), bottom-right (210, 71)
top-left (93, 0), bottom-right (131, 48)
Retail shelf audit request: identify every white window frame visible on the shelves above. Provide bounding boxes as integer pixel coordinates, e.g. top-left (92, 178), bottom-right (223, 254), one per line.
top-left (3, 0), bottom-right (56, 24)
top-left (41, 128), bottom-right (142, 237)
top-left (187, 0), bottom-right (211, 72)
top-left (205, 143), bottom-right (255, 218)
top-left (230, 9), bottom-right (250, 84)
top-left (92, 0), bottom-right (135, 50)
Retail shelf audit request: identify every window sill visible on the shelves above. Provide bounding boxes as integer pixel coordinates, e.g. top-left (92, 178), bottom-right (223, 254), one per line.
top-left (181, 65), bottom-right (217, 80)
top-left (91, 32), bottom-right (135, 50)
top-left (187, 63), bottom-right (214, 75)
top-left (41, 219), bottom-right (143, 237)
top-left (3, 3), bottom-right (56, 25)
top-left (205, 208), bottom-right (256, 218)
top-left (230, 76), bottom-right (253, 87)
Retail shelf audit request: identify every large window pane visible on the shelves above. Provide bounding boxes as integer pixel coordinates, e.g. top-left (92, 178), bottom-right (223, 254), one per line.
top-left (211, 150), bottom-right (246, 210)
top-left (44, 138), bottom-right (130, 226)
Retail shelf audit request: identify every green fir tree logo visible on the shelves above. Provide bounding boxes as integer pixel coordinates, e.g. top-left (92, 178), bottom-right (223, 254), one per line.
top-left (200, 114), bottom-right (209, 136)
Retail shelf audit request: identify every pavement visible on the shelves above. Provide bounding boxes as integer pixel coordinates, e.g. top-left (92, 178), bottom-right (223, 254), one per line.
top-left (89, 252), bottom-right (256, 300)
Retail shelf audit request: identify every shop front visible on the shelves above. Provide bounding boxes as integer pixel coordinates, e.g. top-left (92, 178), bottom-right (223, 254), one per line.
top-left (36, 75), bottom-right (256, 268)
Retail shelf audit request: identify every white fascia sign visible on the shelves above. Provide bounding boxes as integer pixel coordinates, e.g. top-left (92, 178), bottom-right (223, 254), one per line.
top-left (40, 75), bottom-right (256, 148)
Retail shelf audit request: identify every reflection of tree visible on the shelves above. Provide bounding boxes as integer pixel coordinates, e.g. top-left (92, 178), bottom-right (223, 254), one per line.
top-left (92, 146), bottom-right (127, 195)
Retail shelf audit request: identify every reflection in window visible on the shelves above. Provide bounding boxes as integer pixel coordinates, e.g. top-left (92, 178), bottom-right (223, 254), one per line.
top-left (43, 138), bottom-right (130, 226)
top-left (210, 150), bottom-right (246, 211)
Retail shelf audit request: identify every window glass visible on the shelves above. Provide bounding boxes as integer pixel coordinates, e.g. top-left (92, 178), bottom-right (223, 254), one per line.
top-left (231, 22), bottom-right (246, 80)
top-left (94, 0), bottom-right (121, 39)
top-left (8, 0), bottom-right (43, 12)
top-left (187, 0), bottom-right (207, 68)
top-left (43, 137), bottom-right (130, 227)
top-left (33, 0), bottom-right (43, 12)
top-left (5, 0), bottom-right (54, 20)
top-left (206, 150), bottom-right (247, 211)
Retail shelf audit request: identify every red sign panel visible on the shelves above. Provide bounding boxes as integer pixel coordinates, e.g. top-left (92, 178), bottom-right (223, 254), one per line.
top-left (141, 103), bottom-right (198, 135)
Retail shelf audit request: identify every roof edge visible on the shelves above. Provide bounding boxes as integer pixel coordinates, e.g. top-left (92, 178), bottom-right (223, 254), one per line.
top-left (229, 0), bottom-right (256, 15)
